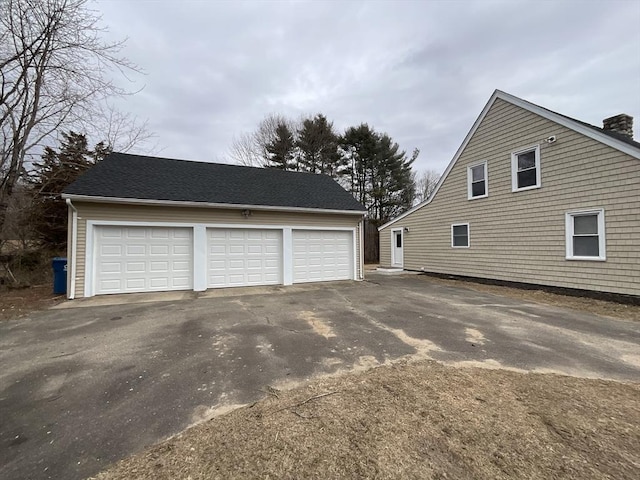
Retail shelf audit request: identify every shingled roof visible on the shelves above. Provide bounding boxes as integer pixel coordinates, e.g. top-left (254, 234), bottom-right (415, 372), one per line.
top-left (63, 152), bottom-right (366, 212)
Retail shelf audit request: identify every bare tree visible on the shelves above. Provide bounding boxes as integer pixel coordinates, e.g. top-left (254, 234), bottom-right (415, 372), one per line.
top-left (228, 113), bottom-right (300, 167)
top-left (0, 0), bottom-right (143, 234)
top-left (91, 102), bottom-right (155, 153)
top-left (412, 169), bottom-right (441, 205)
top-left (0, 182), bottom-right (33, 250)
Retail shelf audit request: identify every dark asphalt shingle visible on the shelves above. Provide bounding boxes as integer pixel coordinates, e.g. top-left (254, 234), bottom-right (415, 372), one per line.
top-left (63, 152), bottom-right (366, 212)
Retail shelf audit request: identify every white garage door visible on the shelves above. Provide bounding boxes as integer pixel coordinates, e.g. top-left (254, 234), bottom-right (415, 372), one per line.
top-left (95, 226), bottom-right (193, 295)
top-left (293, 230), bottom-right (353, 283)
top-left (207, 228), bottom-right (282, 288)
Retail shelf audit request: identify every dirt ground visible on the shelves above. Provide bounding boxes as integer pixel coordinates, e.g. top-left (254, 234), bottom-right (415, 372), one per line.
top-left (0, 283), bottom-right (65, 321)
top-left (92, 360), bottom-right (639, 480)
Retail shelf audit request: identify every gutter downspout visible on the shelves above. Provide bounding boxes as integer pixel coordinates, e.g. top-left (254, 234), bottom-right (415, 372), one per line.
top-left (359, 219), bottom-right (364, 280)
top-left (66, 198), bottom-right (77, 299)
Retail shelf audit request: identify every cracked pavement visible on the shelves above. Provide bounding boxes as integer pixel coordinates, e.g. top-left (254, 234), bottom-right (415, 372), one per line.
top-left (1, 273), bottom-right (639, 480)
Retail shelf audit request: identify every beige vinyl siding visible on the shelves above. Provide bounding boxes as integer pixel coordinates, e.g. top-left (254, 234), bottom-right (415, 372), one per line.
top-left (73, 202), bottom-right (363, 298)
top-left (380, 98), bottom-right (640, 296)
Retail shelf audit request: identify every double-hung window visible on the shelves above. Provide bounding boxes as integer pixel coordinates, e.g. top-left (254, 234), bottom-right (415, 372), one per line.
top-left (565, 209), bottom-right (606, 261)
top-left (511, 145), bottom-right (541, 191)
top-left (467, 162), bottom-right (488, 199)
top-left (451, 223), bottom-right (469, 248)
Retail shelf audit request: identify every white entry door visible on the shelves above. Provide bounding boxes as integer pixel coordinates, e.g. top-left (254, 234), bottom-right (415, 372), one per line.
top-left (94, 226), bottom-right (193, 295)
top-left (207, 228), bottom-right (282, 288)
top-left (392, 229), bottom-right (403, 267)
top-left (293, 230), bottom-right (353, 283)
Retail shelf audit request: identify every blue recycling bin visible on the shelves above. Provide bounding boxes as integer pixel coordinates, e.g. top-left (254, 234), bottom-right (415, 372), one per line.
top-left (52, 257), bottom-right (67, 295)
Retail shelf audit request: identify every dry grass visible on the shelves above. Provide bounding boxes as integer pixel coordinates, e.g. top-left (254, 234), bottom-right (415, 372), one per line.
top-left (93, 360), bottom-right (640, 480)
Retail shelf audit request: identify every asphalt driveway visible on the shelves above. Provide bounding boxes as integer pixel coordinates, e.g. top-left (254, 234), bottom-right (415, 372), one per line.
top-left (1, 273), bottom-right (639, 480)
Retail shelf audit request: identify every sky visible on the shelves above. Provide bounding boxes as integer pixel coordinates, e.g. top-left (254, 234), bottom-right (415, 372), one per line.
top-left (95, 0), bottom-right (640, 175)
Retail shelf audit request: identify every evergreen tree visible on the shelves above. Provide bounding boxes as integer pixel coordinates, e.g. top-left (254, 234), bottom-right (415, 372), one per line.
top-left (340, 124), bottom-right (378, 205)
top-left (28, 132), bottom-right (110, 249)
top-left (341, 125), bottom-right (417, 225)
top-left (370, 135), bottom-right (416, 224)
top-left (296, 114), bottom-right (342, 177)
top-left (265, 122), bottom-right (296, 170)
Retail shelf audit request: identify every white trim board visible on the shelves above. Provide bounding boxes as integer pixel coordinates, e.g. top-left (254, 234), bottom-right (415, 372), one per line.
top-left (62, 194), bottom-right (366, 216)
top-left (82, 221), bottom-right (359, 297)
top-left (379, 89), bottom-right (640, 231)
top-left (390, 228), bottom-right (404, 267)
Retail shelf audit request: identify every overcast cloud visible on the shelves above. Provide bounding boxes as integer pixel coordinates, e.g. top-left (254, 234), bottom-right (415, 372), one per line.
top-left (95, 0), bottom-right (640, 174)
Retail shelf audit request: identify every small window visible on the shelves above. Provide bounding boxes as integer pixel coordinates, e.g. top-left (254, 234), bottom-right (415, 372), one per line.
top-left (511, 145), bottom-right (541, 191)
top-left (451, 223), bottom-right (469, 248)
top-left (565, 209), bottom-right (606, 261)
top-left (467, 162), bottom-right (488, 199)
top-left (396, 233), bottom-right (402, 248)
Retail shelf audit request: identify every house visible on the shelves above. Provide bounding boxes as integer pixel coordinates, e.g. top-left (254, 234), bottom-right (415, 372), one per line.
top-left (62, 153), bottom-right (366, 298)
top-left (379, 90), bottom-right (640, 297)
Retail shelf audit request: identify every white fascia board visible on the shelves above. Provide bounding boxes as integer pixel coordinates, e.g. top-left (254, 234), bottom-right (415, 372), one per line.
top-left (495, 90), bottom-right (640, 160)
top-left (61, 194), bottom-right (366, 216)
top-left (379, 89), bottom-right (640, 232)
top-left (378, 90), bottom-right (502, 231)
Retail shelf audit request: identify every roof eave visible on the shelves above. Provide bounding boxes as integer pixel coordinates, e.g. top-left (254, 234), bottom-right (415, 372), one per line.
top-left (379, 89), bottom-right (640, 231)
top-left (495, 90), bottom-right (640, 160)
top-left (62, 194), bottom-right (366, 216)
top-left (379, 90), bottom-right (502, 231)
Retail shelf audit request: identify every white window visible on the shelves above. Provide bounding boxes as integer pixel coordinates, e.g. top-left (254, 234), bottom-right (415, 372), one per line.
top-left (565, 209), bottom-right (606, 261)
top-left (511, 145), bottom-right (541, 191)
top-left (451, 223), bottom-right (469, 248)
top-left (467, 162), bottom-right (488, 199)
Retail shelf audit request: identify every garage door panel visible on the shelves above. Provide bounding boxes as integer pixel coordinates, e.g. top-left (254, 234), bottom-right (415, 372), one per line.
top-left (101, 245), bottom-right (122, 256)
top-left (247, 259), bottom-right (262, 269)
top-left (125, 278), bottom-right (145, 289)
top-left (150, 245), bottom-right (168, 255)
top-left (173, 245), bottom-right (190, 255)
top-left (150, 229), bottom-right (169, 239)
top-left (150, 278), bottom-right (168, 288)
top-left (229, 259), bottom-right (245, 269)
top-left (172, 277), bottom-right (191, 287)
top-left (95, 226), bottom-right (193, 295)
top-left (99, 279), bottom-right (121, 290)
top-left (150, 261), bottom-right (168, 272)
top-left (207, 228), bottom-right (282, 288)
top-left (126, 245), bottom-right (145, 255)
top-left (100, 262), bottom-right (121, 273)
top-left (126, 262), bottom-right (146, 273)
top-left (172, 260), bottom-right (190, 271)
top-left (126, 229), bottom-right (145, 239)
top-left (101, 228), bottom-right (122, 238)
top-left (293, 230), bottom-right (353, 283)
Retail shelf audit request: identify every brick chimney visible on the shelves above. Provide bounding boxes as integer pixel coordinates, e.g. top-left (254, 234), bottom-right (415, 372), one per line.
top-left (602, 114), bottom-right (634, 139)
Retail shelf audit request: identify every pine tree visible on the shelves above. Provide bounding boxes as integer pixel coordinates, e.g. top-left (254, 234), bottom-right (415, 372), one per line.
top-left (341, 124), bottom-right (378, 205)
top-left (265, 123), bottom-right (296, 170)
top-left (28, 132), bottom-right (110, 249)
top-left (370, 134), bottom-right (416, 225)
top-left (340, 125), bottom-right (417, 225)
top-left (296, 114), bottom-right (342, 177)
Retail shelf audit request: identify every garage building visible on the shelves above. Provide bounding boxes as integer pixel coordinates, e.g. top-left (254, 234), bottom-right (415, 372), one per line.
top-left (62, 153), bottom-right (366, 298)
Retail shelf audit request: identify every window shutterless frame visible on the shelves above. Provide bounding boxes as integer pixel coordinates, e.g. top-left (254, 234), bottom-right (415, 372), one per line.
top-left (451, 223), bottom-right (469, 248)
top-left (511, 144), bottom-right (541, 192)
top-left (565, 209), bottom-right (606, 261)
top-left (467, 161), bottom-right (488, 199)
